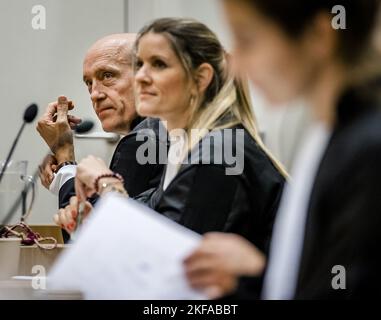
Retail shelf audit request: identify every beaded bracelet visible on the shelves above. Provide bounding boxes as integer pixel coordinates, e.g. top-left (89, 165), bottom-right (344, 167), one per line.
top-left (94, 172), bottom-right (124, 194)
top-left (54, 161), bottom-right (77, 173)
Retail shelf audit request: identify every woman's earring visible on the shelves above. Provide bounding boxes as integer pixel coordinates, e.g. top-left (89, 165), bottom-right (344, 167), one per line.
top-left (190, 95), bottom-right (196, 108)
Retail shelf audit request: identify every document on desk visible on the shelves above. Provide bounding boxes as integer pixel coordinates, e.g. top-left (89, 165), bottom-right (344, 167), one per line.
top-left (48, 193), bottom-right (206, 300)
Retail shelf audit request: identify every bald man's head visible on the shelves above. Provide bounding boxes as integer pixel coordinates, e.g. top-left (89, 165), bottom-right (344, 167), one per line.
top-left (84, 33), bottom-right (136, 67)
top-left (83, 33), bottom-right (138, 135)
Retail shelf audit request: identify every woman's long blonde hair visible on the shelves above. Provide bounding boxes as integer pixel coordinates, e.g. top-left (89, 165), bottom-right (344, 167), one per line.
top-left (135, 17), bottom-right (288, 178)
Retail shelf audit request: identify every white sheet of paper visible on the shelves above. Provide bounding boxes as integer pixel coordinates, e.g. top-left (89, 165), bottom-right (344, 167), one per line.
top-left (48, 193), bottom-right (206, 300)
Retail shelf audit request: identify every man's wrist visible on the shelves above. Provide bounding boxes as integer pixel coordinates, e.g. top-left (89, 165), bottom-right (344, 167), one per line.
top-left (55, 146), bottom-right (75, 164)
top-left (54, 161), bottom-right (78, 174)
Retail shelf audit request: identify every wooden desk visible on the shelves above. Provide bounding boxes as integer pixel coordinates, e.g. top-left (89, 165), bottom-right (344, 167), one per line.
top-left (0, 279), bottom-right (82, 299)
top-left (0, 244), bottom-right (82, 299)
top-left (18, 244), bottom-right (68, 276)
top-left (28, 224), bottom-right (64, 244)
top-left (1, 225), bottom-right (66, 276)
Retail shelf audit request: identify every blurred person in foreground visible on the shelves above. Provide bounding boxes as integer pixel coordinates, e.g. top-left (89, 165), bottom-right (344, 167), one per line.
top-left (184, 0), bottom-right (381, 299)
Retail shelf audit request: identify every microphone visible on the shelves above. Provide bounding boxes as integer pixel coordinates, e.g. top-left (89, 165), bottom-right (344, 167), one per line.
top-left (0, 104), bottom-right (38, 185)
top-left (23, 103), bottom-right (38, 123)
top-left (74, 119), bottom-right (94, 134)
top-left (0, 119), bottom-right (94, 228)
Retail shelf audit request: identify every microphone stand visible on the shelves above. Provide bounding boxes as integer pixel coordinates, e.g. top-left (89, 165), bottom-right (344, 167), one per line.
top-left (0, 119), bottom-right (95, 232)
top-left (22, 187), bottom-right (27, 217)
top-left (0, 103), bottom-right (38, 185)
top-left (0, 166), bottom-right (38, 232)
top-left (0, 122), bottom-right (26, 185)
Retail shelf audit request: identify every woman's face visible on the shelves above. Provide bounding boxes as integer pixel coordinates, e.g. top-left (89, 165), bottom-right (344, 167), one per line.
top-left (223, 0), bottom-right (320, 105)
top-left (134, 32), bottom-right (193, 127)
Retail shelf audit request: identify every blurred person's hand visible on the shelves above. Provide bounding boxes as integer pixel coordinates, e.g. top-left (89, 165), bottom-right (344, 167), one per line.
top-left (36, 96), bottom-right (81, 163)
top-left (38, 154), bottom-right (58, 189)
top-left (184, 232), bottom-right (266, 299)
top-left (53, 196), bottom-right (92, 233)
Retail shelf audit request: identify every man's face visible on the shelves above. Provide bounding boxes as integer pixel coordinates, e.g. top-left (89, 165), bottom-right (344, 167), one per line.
top-left (83, 42), bottom-right (137, 134)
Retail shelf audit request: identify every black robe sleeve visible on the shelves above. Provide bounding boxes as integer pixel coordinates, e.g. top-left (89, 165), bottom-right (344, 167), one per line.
top-left (155, 165), bottom-right (252, 235)
top-left (109, 134), bottom-right (164, 198)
